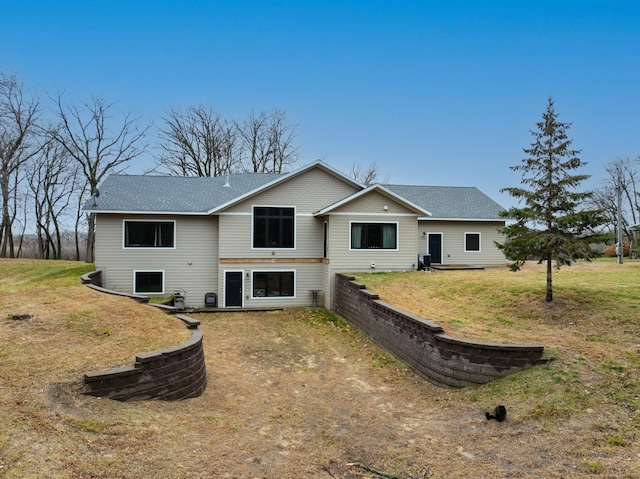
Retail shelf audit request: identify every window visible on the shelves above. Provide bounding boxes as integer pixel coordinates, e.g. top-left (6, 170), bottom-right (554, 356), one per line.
top-left (465, 233), bottom-right (481, 252)
top-left (252, 271), bottom-right (295, 298)
top-left (253, 207), bottom-right (294, 248)
top-left (124, 221), bottom-right (175, 248)
top-left (323, 222), bottom-right (328, 259)
top-left (134, 271), bottom-right (164, 294)
top-left (351, 223), bottom-right (397, 249)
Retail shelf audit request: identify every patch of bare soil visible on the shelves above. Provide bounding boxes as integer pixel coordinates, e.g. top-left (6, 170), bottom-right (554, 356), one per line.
top-left (1, 309), bottom-right (629, 479)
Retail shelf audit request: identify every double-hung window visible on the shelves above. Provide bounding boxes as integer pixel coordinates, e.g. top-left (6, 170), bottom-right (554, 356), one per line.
top-left (351, 222), bottom-right (397, 250)
top-left (253, 207), bottom-right (294, 249)
top-left (124, 221), bottom-right (175, 248)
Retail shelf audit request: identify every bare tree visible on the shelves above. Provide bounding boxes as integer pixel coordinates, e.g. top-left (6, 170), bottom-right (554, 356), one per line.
top-left (50, 94), bottom-right (148, 261)
top-left (350, 161), bottom-right (388, 185)
top-left (0, 72), bottom-right (40, 258)
top-left (157, 105), bottom-right (239, 177)
top-left (236, 109), bottom-right (299, 173)
top-left (264, 109), bottom-right (299, 173)
top-left (589, 156), bottom-right (639, 253)
top-left (27, 132), bottom-right (81, 259)
top-left (236, 109), bottom-right (269, 173)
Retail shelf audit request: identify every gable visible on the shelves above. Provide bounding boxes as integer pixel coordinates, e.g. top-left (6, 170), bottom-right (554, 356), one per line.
top-left (219, 165), bottom-right (360, 214)
top-left (330, 189), bottom-right (421, 216)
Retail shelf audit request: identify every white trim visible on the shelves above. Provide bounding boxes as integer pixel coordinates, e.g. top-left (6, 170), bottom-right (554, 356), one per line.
top-left (209, 160), bottom-right (363, 214)
top-left (349, 221), bottom-right (399, 251)
top-left (133, 270), bottom-right (165, 294)
top-left (324, 212), bottom-right (419, 217)
top-left (89, 210), bottom-right (209, 215)
top-left (315, 184), bottom-right (431, 217)
top-left (250, 269), bottom-right (297, 300)
top-left (122, 219), bottom-right (176, 250)
top-left (419, 217), bottom-right (504, 222)
top-left (464, 232), bottom-right (482, 253)
top-left (251, 205), bottom-right (297, 251)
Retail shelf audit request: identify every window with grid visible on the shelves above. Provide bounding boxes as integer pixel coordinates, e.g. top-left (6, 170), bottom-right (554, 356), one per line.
top-left (253, 207), bottom-right (294, 248)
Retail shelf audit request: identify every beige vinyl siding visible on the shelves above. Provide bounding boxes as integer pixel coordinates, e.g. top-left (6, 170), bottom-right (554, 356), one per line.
top-left (219, 262), bottom-right (325, 309)
top-left (219, 167), bottom-right (356, 260)
top-left (418, 220), bottom-right (506, 265)
top-left (223, 167), bottom-right (358, 214)
top-left (326, 189), bottom-right (420, 272)
top-left (218, 213), bottom-right (325, 259)
top-left (214, 168), bottom-right (358, 308)
top-left (95, 214), bottom-right (219, 307)
top-left (321, 191), bottom-right (422, 307)
top-left (327, 214), bottom-right (418, 272)
top-left (333, 190), bottom-right (416, 215)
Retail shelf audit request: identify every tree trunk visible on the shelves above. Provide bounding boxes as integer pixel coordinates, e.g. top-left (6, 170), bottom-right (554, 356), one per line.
top-left (85, 213), bottom-right (95, 263)
top-left (1, 177), bottom-right (15, 258)
top-left (546, 255), bottom-right (553, 302)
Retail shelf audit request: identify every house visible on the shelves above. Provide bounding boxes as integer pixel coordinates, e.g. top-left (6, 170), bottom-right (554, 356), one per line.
top-left (85, 161), bottom-right (506, 309)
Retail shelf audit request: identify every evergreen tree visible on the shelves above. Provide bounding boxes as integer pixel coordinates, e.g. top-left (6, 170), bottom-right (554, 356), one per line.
top-left (497, 98), bottom-right (609, 302)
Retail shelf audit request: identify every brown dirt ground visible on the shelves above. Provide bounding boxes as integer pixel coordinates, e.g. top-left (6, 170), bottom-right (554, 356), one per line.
top-left (1, 262), bottom-right (639, 478)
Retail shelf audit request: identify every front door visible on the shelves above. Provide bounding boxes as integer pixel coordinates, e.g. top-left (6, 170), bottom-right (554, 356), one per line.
top-left (225, 271), bottom-right (243, 307)
top-left (428, 233), bottom-right (443, 264)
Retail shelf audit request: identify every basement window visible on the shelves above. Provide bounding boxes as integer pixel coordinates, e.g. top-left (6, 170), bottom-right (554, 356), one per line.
top-left (134, 271), bottom-right (164, 294)
top-left (252, 271), bottom-right (295, 298)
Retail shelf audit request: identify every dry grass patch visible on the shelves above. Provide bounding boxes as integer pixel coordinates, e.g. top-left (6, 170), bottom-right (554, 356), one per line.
top-left (1, 259), bottom-right (639, 478)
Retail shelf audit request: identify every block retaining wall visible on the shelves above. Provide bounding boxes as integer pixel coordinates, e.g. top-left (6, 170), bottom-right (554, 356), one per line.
top-left (81, 271), bottom-right (207, 401)
top-left (333, 274), bottom-right (545, 388)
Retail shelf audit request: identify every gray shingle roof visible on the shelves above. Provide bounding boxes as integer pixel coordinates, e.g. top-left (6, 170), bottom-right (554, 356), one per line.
top-left (384, 184), bottom-right (505, 219)
top-left (86, 173), bottom-right (282, 213)
top-left (85, 169), bottom-right (505, 221)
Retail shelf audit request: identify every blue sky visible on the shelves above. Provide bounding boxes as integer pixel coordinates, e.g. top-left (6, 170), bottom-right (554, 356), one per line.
top-left (2, 1), bottom-right (639, 208)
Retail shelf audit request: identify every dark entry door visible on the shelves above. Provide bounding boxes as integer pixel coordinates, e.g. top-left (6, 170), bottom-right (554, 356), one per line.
top-left (428, 233), bottom-right (442, 264)
top-left (225, 271), bottom-right (243, 307)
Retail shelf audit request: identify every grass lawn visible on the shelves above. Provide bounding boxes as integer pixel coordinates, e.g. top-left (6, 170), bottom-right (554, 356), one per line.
top-left (0, 258), bottom-right (639, 478)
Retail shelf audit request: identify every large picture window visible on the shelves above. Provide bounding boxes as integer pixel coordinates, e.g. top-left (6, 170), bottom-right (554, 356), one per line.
top-left (252, 271), bottom-right (295, 298)
top-left (134, 271), bottom-right (164, 294)
top-left (253, 207), bottom-right (294, 248)
top-left (351, 223), bottom-right (397, 249)
top-left (124, 221), bottom-right (175, 248)
top-left (465, 232), bottom-right (481, 252)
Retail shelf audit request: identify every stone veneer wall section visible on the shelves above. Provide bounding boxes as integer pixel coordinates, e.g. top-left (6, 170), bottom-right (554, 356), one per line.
top-left (81, 271), bottom-right (207, 401)
top-left (333, 274), bottom-right (544, 388)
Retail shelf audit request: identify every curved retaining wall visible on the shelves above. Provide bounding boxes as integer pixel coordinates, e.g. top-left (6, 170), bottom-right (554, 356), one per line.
top-left (83, 330), bottom-right (207, 401)
top-left (333, 274), bottom-right (545, 388)
top-left (81, 271), bottom-right (207, 401)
